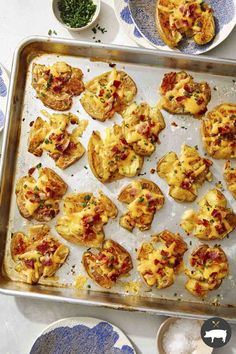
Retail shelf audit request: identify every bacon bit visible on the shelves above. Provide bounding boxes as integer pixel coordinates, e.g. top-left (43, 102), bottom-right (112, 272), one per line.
top-left (188, 3), bottom-right (196, 17)
top-left (36, 242), bottom-right (50, 255)
top-left (111, 145), bottom-right (120, 154)
top-left (171, 121), bottom-right (178, 127)
top-left (25, 259), bottom-right (35, 269)
top-left (150, 168), bottom-right (156, 174)
top-left (29, 121), bottom-right (34, 127)
top-left (53, 85), bottom-right (63, 93)
top-left (176, 96), bottom-right (187, 102)
top-left (137, 122), bottom-right (151, 136)
top-left (28, 167), bottom-right (36, 175)
top-left (197, 107), bottom-right (207, 115)
top-left (112, 91), bottom-right (119, 99)
top-left (128, 188), bottom-right (138, 197)
top-left (70, 117), bottom-right (77, 125)
top-left (181, 180), bottom-right (192, 190)
top-left (68, 141), bottom-right (76, 150)
top-left (14, 238), bottom-right (26, 255)
top-left (99, 89), bottom-right (105, 97)
top-left (161, 250), bottom-right (169, 258)
top-left (203, 158), bottom-right (212, 167)
top-left (197, 97), bottom-right (204, 105)
top-left (207, 252), bottom-right (219, 261)
top-left (197, 219), bottom-right (210, 227)
top-left (92, 214), bottom-right (101, 223)
top-left (154, 259), bottom-right (159, 265)
top-left (113, 80), bottom-right (121, 88)
top-left (144, 270), bottom-right (153, 276)
top-left (120, 138), bottom-right (129, 146)
top-left (161, 72), bottom-right (177, 93)
top-left (120, 151), bottom-right (128, 160)
top-left (215, 223), bottom-right (227, 234)
top-left (110, 273), bottom-right (119, 281)
top-left (195, 282), bottom-right (203, 295)
top-left (42, 258), bottom-right (53, 267)
top-left (218, 126), bottom-right (231, 135)
top-left (211, 209), bottom-right (222, 220)
top-left (140, 114), bottom-right (145, 121)
top-left (174, 19), bottom-right (189, 29)
top-left (184, 84), bottom-right (194, 93)
top-left (44, 69), bottom-right (50, 76)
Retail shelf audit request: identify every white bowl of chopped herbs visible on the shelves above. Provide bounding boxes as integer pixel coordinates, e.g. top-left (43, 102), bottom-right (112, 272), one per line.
top-left (53, 0), bottom-right (100, 31)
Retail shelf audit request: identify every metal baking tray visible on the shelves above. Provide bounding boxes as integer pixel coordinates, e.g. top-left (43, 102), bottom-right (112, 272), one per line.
top-left (1, 36), bottom-right (236, 321)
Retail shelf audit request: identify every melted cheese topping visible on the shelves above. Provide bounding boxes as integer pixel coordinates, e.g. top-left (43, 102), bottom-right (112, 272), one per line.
top-left (74, 275), bottom-right (87, 289)
top-left (224, 161), bottom-right (236, 199)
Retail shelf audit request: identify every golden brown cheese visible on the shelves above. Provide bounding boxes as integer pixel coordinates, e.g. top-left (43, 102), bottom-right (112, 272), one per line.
top-left (11, 225), bottom-right (69, 284)
top-left (56, 192), bottom-right (117, 247)
top-left (32, 61), bottom-right (84, 111)
top-left (224, 161), bottom-right (236, 199)
top-left (157, 144), bottom-right (213, 202)
top-left (137, 230), bottom-right (187, 289)
top-left (121, 102), bottom-right (165, 156)
top-left (201, 104), bottom-right (236, 159)
top-left (118, 179), bottom-right (165, 231)
top-left (80, 69), bottom-right (137, 121)
top-left (15, 166), bottom-right (67, 221)
top-left (88, 125), bottom-right (144, 183)
top-left (159, 71), bottom-right (211, 117)
top-left (28, 111), bottom-right (88, 169)
top-left (156, 0), bottom-right (215, 48)
top-left (185, 244), bottom-right (229, 297)
top-left (181, 188), bottom-right (236, 240)
top-left (83, 239), bottom-right (133, 289)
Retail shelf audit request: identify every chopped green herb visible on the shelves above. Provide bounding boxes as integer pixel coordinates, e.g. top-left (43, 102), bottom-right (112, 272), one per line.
top-left (34, 186), bottom-right (39, 191)
top-left (139, 197), bottom-right (144, 202)
top-left (48, 29), bottom-right (52, 36)
top-left (87, 284), bottom-right (91, 289)
top-left (58, 0), bottom-right (97, 29)
top-left (44, 138), bottom-right (50, 144)
top-left (23, 184), bottom-right (27, 189)
top-left (84, 165), bottom-right (88, 169)
top-left (36, 163), bottom-right (42, 169)
top-left (46, 74), bottom-right (53, 90)
top-left (84, 195), bottom-right (91, 201)
top-left (53, 30), bottom-right (57, 35)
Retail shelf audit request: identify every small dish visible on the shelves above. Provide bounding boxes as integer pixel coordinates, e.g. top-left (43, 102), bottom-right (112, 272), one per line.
top-left (30, 317), bottom-right (136, 354)
top-left (52, 0), bottom-right (101, 32)
top-left (157, 317), bottom-right (213, 354)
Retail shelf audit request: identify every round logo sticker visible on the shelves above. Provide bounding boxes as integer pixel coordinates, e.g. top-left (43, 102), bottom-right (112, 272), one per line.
top-left (201, 317), bottom-right (231, 348)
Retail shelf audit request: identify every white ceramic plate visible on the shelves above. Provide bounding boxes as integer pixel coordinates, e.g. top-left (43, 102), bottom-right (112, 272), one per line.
top-left (29, 317), bottom-right (136, 354)
top-left (0, 64), bottom-right (9, 132)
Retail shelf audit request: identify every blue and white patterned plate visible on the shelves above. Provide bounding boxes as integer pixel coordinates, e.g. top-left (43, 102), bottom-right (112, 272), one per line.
top-left (0, 64), bottom-right (8, 131)
top-left (115, 0), bottom-right (236, 54)
top-left (30, 317), bottom-right (136, 354)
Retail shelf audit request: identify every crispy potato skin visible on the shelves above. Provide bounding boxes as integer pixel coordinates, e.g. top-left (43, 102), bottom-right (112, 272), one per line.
top-left (156, 0), bottom-right (215, 49)
top-left (88, 126), bottom-right (144, 183)
top-left (32, 62), bottom-right (84, 111)
top-left (56, 192), bottom-right (118, 247)
top-left (15, 167), bottom-right (67, 222)
top-left (137, 230), bottom-right (187, 289)
top-left (80, 69), bottom-right (137, 121)
top-left (224, 161), bottom-right (236, 199)
top-left (159, 71), bottom-right (211, 117)
top-left (185, 245), bottom-right (229, 297)
top-left (201, 104), bottom-right (236, 159)
top-left (118, 179), bottom-right (165, 232)
top-left (11, 225), bottom-right (69, 284)
top-left (157, 144), bottom-right (213, 202)
top-left (181, 188), bottom-right (236, 240)
top-left (82, 239), bottom-right (133, 288)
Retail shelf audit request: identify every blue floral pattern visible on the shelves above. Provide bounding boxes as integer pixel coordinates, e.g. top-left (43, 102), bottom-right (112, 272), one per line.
top-left (30, 322), bottom-right (135, 354)
top-left (0, 67), bottom-right (7, 97)
top-left (120, 0), bottom-right (235, 53)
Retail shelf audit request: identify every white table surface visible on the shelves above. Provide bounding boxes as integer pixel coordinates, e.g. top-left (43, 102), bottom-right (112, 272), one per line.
top-left (0, 1), bottom-right (236, 353)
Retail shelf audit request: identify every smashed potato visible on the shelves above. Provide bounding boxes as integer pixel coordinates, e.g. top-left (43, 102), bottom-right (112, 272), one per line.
top-left (156, 0), bottom-right (215, 49)
top-left (80, 69), bottom-right (137, 121)
top-left (157, 144), bottom-right (213, 202)
top-left (159, 71), bottom-right (211, 117)
top-left (32, 61), bottom-right (84, 111)
top-left (88, 125), bottom-right (144, 183)
top-left (11, 225), bottom-right (69, 284)
top-left (28, 111), bottom-right (88, 169)
top-left (118, 179), bottom-right (165, 231)
top-left (137, 230), bottom-right (188, 289)
top-left (201, 104), bottom-right (236, 159)
top-left (83, 239), bottom-right (133, 289)
top-left (224, 161), bottom-right (236, 199)
top-left (181, 188), bottom-right (236, 240)
top-left (185, 245), bottom-right (229, 297)
top-left (56, 192), bottom-right (117, 247)
top-left (16, 166), bottom-right (67, 222)
top-left (121, 102), bottom-right (165, 156)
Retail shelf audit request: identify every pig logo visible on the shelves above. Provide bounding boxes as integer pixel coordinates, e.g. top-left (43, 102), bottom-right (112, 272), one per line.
top-left (201, 317), bottom-right (231, 348)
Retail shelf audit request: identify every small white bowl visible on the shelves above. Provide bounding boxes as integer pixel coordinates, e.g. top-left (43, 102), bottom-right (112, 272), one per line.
top-left (157, 317), bottom-right (213, 354)
top-left (52, 0), bottom-right (101, 32)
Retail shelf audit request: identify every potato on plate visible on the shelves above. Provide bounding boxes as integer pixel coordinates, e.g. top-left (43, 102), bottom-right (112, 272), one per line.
top-left (201, 103), bottom-right (236, 159)
top-left (88, 125), bottom-right (144, 183)
top-left (28, 111), bottom-right (88, 169)
top-left (32, 61), bottom-right (84, 111)
top-left (157, 144), bottom-right (213, 202)
top-left (82, 239), bottom-right (133, 289)
top-left (121, 102), bottom-right (165, 156)
top-left (11, 225), bottom-right (69, 284)
top-left (159, 71), bottom-right (211, 117)
top-left (118, 179), bottom-right (164, 232)
top-left (56, 191), bottom-right (117, 247)
top-left (80, 68), bottom-right (137, 121)
top-left (224, 161), bottom-right (236, 199)
top-left (156, 0), bottom-right (215, 49)
top-left (137, 230), bottom-right (188, 289)
top-left (16, 166), bottom-right (67, 222)
top-left (181, 188), bottom-right (236, 240)
top-left (185, 244), bottom-right (229, 297)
